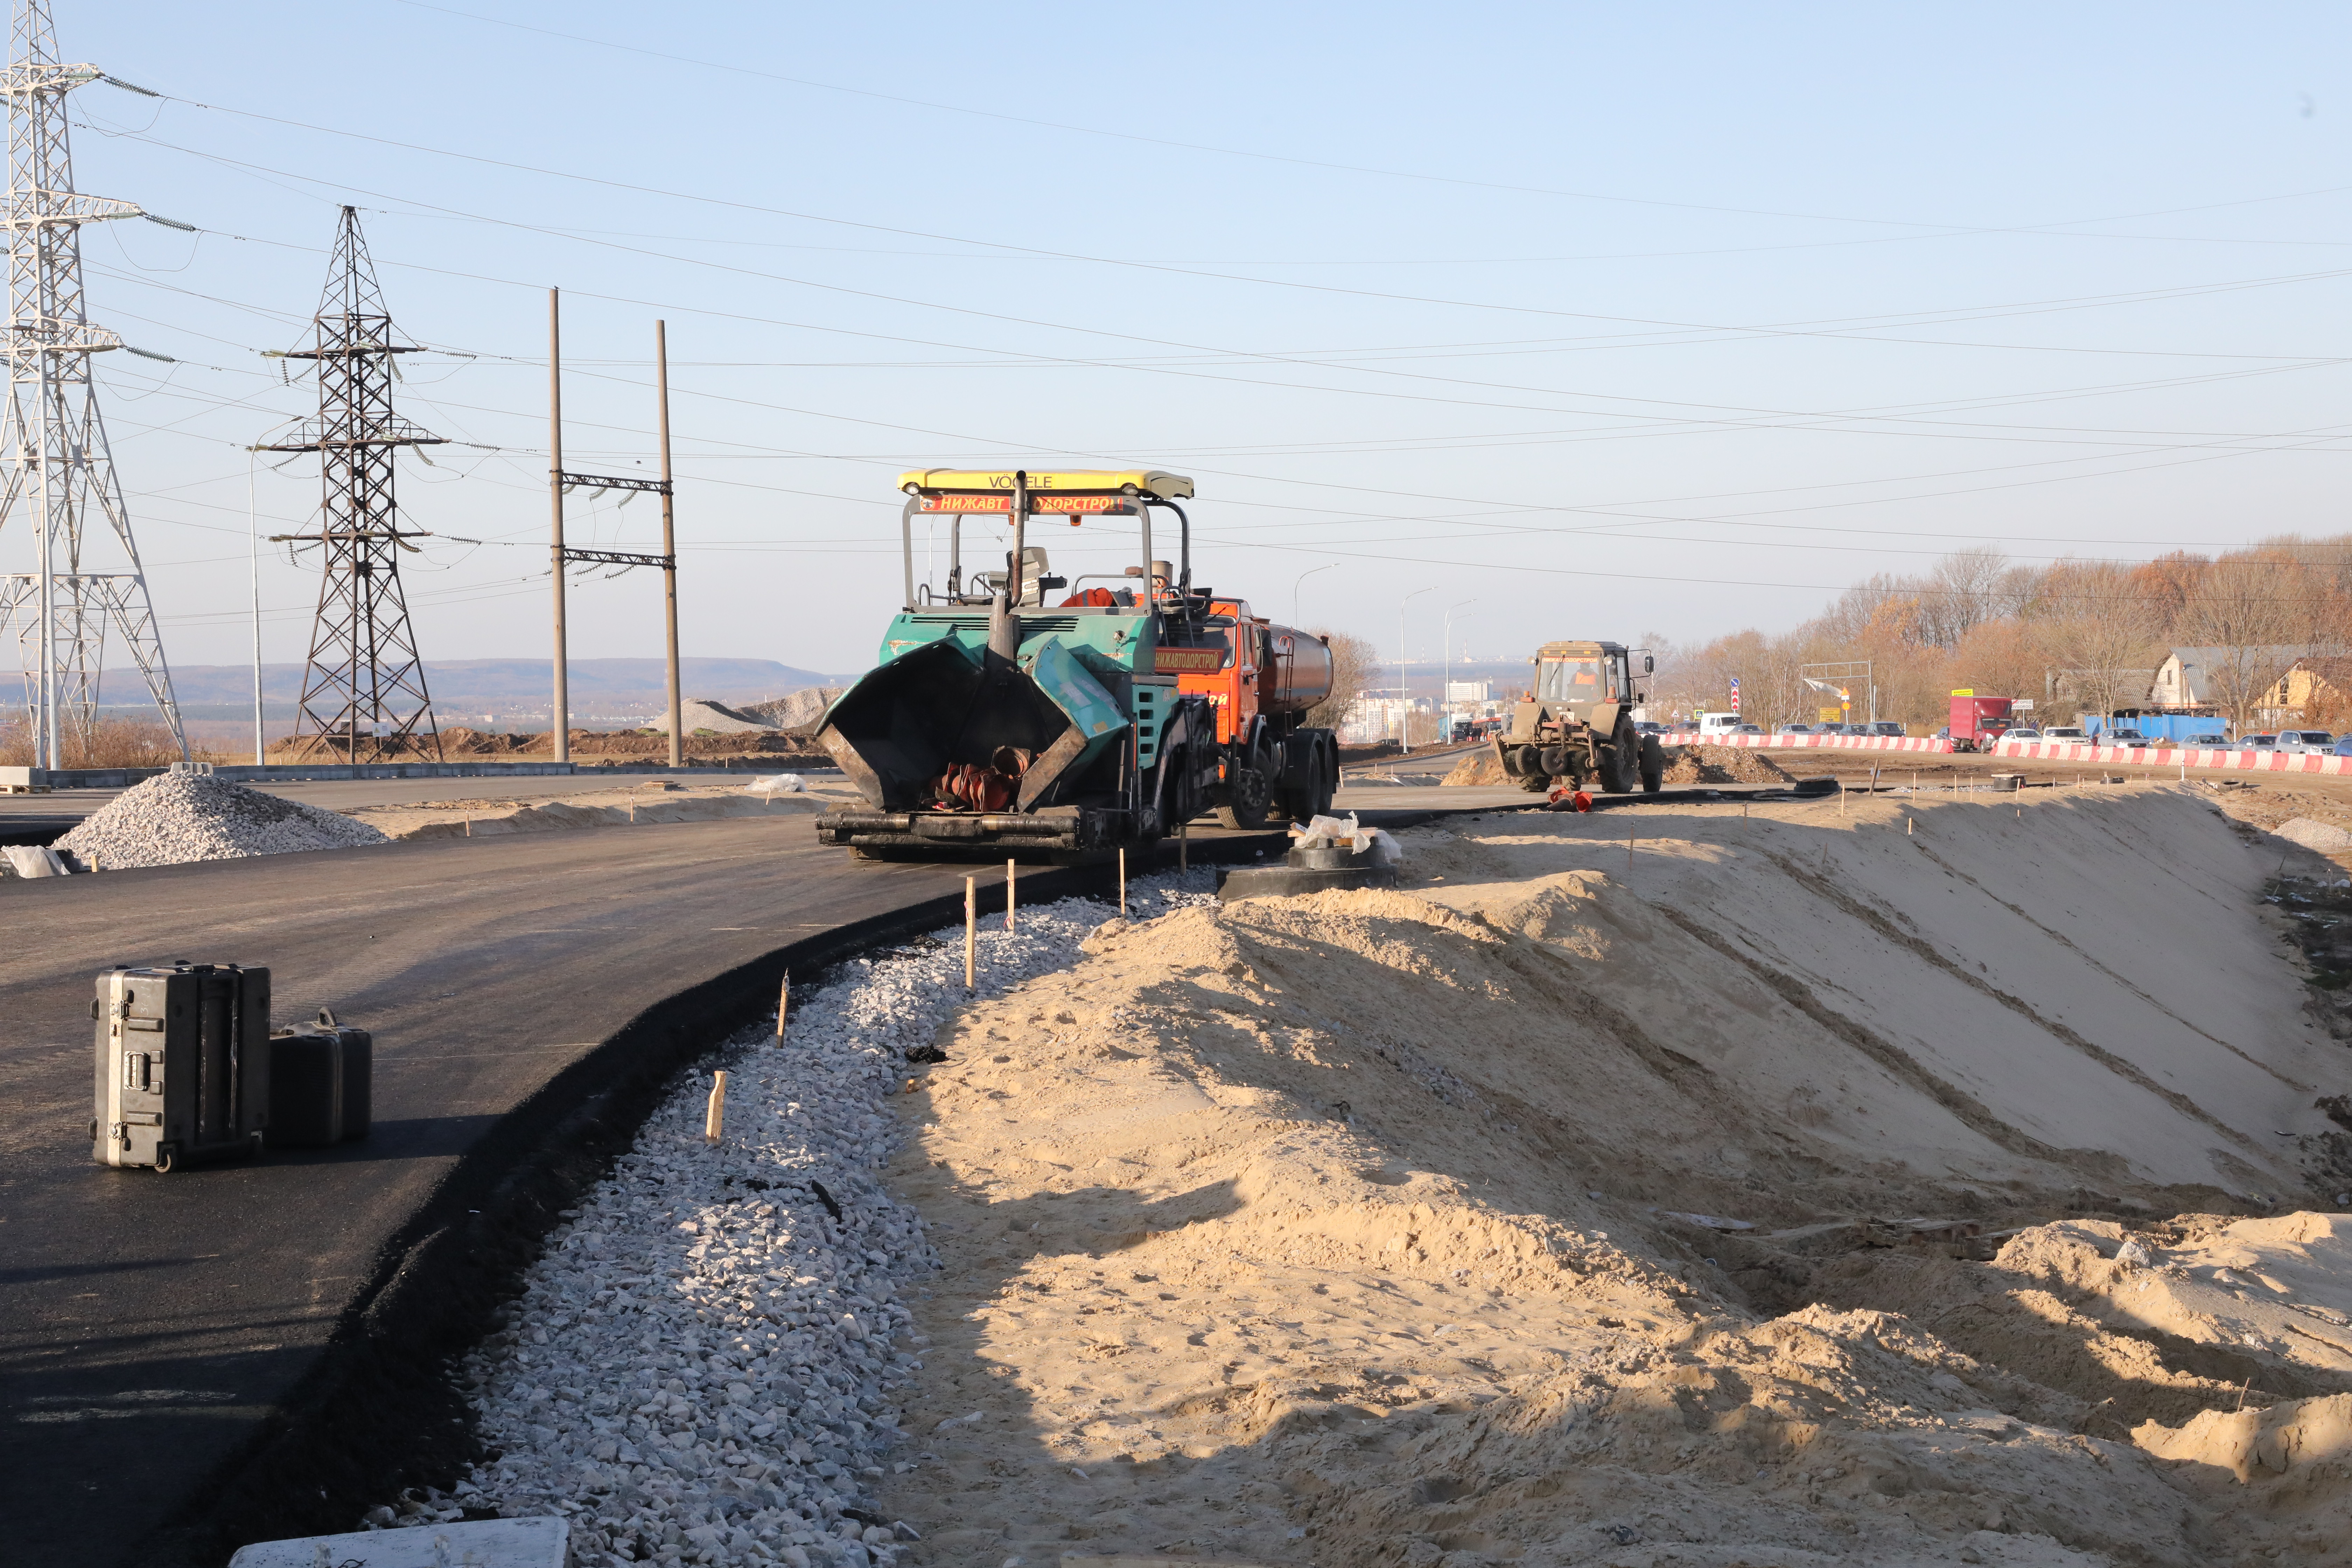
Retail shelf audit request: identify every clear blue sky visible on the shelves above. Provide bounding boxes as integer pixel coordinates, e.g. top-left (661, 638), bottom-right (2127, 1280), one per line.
top-left (42, 0), bottom-right (2352, 679)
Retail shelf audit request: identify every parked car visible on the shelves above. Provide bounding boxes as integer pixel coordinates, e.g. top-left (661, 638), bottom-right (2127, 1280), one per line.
top-left (1632, 720), bottom-right (1664, 736)
top-left (2276, 729), bottom-right (2338, 755)
top-left (2106, 728), bottom-right (2152, 749)
top-left (2241, 734), bottom-right (2279, 754)
top-left (2042, 725), bottom-right (2087, 742)
top-left (2004, 727), bottom-right (2042, 743)
top-left (1778, 722), bottom-right (1816, 735)
top-left (2335, 735), bottom-right (2352, 758)
top-left (1732, 722), bottom-right (1763, 735)
top-left (1864, 721), bottom-right (1905, 737)
top-left (2180, 731), bottom-right (2229, 749)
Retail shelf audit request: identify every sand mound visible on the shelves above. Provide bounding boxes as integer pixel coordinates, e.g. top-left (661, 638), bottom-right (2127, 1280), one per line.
top-left (56, 771), bottom-right (387, 868)
top-left (1440, 750), bottom-right (1505, 786)
top-left (1661, 742), bottom-right (1795, 784)
top-left (878, 789), bottom-right (2352, 1566)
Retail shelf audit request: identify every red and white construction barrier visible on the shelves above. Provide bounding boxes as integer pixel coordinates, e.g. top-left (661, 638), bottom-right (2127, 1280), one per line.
top-left (1988, 739), bottom-right (2352, 777)
top-left (1658, 732), bottom-right (1953, 755)
top-left (1658, 730), bottom-right (2352, 776)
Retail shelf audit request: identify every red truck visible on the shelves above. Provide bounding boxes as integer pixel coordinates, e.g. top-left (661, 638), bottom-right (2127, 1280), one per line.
top-left (1947, 693), bottom-right (2014, 752)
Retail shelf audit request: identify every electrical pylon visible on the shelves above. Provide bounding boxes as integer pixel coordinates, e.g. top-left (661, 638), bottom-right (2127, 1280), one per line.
top-left (260, 206), bottom-right (446, 764)
top-left (0, 0), bottom-right (186, 769)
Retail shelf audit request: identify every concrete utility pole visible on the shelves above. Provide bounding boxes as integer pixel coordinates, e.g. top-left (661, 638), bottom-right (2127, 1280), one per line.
top-left (545, 295), bottom-right (679, 765)
top-left (548, 287), bottom-right (568, 763)
top-left (657, 320), bottom-right (681, 768)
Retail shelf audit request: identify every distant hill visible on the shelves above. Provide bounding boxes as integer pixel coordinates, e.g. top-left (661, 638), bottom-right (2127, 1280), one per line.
top-left (153, 658), bottom-right (833, 709)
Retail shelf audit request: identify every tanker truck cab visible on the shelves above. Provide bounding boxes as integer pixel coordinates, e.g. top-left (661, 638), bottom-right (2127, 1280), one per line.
top-left (813, 469), bottom-right (1340, 859)
top-left (1494, 640), bottom-right (1663, 796)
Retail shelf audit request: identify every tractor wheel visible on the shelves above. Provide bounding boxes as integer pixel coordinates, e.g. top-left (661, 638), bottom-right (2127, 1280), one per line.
top-left (1213, 764), bottom-right (1274, 830)
top-left (1600, 722), bottom-right (1642, 793)
top-left (1517, 770), bottom-right (1552, 793)
top-left (1639, 734), bottom-right (1666, 793)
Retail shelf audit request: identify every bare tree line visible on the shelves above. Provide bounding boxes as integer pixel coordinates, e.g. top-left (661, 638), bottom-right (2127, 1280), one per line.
top-left (1643, 535), bottom-right (2352, 731)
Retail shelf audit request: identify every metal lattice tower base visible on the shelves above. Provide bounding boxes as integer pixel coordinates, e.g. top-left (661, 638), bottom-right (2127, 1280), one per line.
top-left (0, 0), bottom-right (185, 768)
top-left (261, 206), bottom-right (445, 764)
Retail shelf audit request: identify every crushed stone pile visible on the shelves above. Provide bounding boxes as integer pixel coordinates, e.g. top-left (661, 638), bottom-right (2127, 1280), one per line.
top-left (738, 688), bottom-right (845, 732)
top-left (649, 699), bottom-right (781, 736)
top-left (56, 771), bottom-right (388, 868)
top-left (369, 876), bottom-right (1219, 1568)
top-left (2277, 816), bottom-right (2352, 855)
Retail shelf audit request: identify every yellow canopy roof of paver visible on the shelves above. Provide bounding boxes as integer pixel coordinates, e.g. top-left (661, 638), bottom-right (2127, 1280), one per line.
top-left (896, 469), bottom-right (1194, 499)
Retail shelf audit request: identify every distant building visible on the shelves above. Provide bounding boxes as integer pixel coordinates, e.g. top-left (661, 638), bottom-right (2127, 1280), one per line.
top-left (2153, 646), bottom-right (2338, 710)
top-left (1341, 696), bottom-right (1428, 745)
top-left (2273, 655), bottom-right (2352, 725)
top-left (1444, 680), bottom-right (1491, 705)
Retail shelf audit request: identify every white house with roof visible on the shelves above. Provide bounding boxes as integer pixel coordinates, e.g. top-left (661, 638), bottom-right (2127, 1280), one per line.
top-left (2151, 646), bottom-right (2341, 712)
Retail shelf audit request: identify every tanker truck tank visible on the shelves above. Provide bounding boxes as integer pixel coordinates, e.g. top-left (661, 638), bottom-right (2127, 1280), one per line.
top-left (1262, 626), bottom-right (1334, 714)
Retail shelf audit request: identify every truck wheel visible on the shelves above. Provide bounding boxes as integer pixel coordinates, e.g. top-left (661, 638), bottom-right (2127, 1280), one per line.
top-left (1518, 771), bottom-right (1552, 793)
top-left (1639, 734), bottom-right (1665, 793)
top-left (1213, 766), bottom-right (1274, 830)
top-left (1312, 742), bottom-right (1338, 819)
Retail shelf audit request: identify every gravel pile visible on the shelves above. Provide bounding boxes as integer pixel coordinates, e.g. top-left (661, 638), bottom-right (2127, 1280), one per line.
top-left (370, 873), bottom-right (1217, 1568)
top-left (56, 771), bottom-right (389, 868)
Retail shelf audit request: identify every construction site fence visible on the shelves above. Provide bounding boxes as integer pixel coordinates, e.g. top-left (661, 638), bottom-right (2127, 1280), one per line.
top-left (1659, 730), bottom-right (2352, 776)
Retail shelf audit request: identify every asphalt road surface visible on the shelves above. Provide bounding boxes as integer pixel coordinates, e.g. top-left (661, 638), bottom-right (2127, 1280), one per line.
top-left (0, 813), bottom-right (1290, 1567)
top-left (6, 798), bottom-right (1528, 1567)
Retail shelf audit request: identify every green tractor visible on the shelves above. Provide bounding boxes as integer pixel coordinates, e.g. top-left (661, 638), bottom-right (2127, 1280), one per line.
top-left (1493, 640), bottom-right (1665, 796)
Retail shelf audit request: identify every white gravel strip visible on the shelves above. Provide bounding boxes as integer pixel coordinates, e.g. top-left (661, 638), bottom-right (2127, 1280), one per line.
top-left (368, 871), bottom-right (1219, 1568)
top-left (56, 771), bottom-right (388, 868)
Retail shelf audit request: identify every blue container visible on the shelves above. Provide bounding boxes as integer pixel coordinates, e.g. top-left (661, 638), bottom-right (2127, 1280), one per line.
top-left (2080, 714), bottom-right (2232, 746)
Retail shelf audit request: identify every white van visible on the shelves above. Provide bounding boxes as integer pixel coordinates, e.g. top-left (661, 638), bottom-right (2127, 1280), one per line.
top-left (1696, 714), bottom-right (1748, 736)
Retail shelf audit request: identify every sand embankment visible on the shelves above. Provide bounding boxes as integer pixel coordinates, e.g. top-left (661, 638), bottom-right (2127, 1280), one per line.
top-left (878, 786), bottom-right (2352, 1566)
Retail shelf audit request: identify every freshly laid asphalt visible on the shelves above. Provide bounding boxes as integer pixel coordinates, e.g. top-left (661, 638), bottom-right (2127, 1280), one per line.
top-left (2, 800), bottom-right (1507, 1568)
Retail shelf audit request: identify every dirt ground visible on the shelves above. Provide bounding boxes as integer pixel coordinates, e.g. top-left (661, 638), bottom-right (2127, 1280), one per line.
top-left (1443, 744), bottom-right (1797, 788)
top-left (876, 788), bottom-right (2352, 1567)
top-left (262, 727), bottom-right (831, 765)
top-left (337, 777), bottom-right (859, 840)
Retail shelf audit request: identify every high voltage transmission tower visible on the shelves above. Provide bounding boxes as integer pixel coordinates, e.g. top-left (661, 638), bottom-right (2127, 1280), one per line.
top-left (0, 0), bottom-right (185, 768)
top-left (260, 206), bottom-right (447, 763)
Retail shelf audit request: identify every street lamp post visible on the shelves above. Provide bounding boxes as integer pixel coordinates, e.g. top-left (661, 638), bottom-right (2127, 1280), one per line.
top-left (1443, 597), bottom-right (1477, 744)
top-left (1399, 586), bottom-right (1435, 752)
top-left (1293, 561), bottom-right (1338, 626)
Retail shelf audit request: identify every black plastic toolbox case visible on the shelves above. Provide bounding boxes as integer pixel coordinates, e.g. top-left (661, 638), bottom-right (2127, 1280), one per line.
top-left (92, 963), bottom-right (271, 1172)
top-left (267, 1007), bottom-right (372, 1146)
